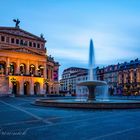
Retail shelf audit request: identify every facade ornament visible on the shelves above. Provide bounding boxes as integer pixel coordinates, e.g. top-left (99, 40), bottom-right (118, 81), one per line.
top-left (13, 19), bottom-right (20, 28)
top-left (40, 33), bottom-right (44, 39)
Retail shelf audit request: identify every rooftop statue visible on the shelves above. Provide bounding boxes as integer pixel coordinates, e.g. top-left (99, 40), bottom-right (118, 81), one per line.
top-left (13, 19), bottom-right (20, 28)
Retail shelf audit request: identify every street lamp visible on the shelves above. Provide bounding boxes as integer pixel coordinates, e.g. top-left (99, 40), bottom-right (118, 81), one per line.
top-left (11, 77), bottom-right (16, 83)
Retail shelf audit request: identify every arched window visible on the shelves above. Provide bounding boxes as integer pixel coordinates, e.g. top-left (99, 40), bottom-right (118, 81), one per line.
top-left (29, 64), bottom-right (35, 75)
top-left (0, 61), bottom-right (6, 75)
top-left (20, 63), bottom-right (26, 75)
top-left (38, 65), bottom-right (44, 77)
top-left (9, 62), bottom-right (16, 75)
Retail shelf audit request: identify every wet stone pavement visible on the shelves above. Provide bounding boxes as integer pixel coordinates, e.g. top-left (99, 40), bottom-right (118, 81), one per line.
top-left (0, 97), bottom-right (140, 140)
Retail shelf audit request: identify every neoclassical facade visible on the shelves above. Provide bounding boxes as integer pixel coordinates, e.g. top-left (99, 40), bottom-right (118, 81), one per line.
top-left (0, 24), bottom-right (59, 96)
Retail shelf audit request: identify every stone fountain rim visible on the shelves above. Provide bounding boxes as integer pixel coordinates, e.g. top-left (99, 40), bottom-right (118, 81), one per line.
top-left (77, 80), bottom-right (107, 86)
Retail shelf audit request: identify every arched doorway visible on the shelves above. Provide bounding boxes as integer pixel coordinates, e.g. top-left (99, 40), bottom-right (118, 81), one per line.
top-left (46, 83), bottom-right (49, 94)
top-left (24, 81), bottom-right (30, 95)
top-left (12, 81), bottom-right (20, 95)
top-left (0, 61), bottom-right (6, 75)
top-left (34, 82), bottom-right (40, 95)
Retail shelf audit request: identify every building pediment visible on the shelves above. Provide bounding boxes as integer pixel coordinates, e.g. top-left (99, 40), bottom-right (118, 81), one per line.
top-left (0, 27), bottom-right (46, 42)
top-left (0, 46), bottom-right (44, 56)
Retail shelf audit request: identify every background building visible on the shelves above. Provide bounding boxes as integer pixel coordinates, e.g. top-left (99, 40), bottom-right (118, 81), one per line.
top-left (117, 59), bottom-right (140, 95)
top-left (0, 22), bottom-right (59, 96)
top-left (60, 67), bottom-right (87, 95)
top-left (61, 58), bottom-right (140, 96)
top-left (97, 65), bottom-right (119, 95)
top-left (76, 70), bottom-right (88, 96)
top-left (46, 55), bottom-right (60, 94)
top-left (97, 59), bottom-right (140, 96)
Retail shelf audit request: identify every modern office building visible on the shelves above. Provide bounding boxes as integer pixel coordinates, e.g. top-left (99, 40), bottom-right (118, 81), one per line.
top-left (0, 21), bottom-right (59, 96)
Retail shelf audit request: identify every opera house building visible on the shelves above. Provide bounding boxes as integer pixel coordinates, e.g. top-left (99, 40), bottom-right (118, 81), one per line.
top-left (0, 23), bottom-right (60, 96)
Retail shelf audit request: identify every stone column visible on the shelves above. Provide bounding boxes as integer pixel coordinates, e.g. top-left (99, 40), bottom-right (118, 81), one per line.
top-left (43, 63), bottom-right (47, 78)
top-left (35, 62), bottom-right (38, 76)
top-left (6, 57), bottom-right (10, 75)
top-left (48, 67), bottom-right (50, 80)
top-left (16, 59), bottom-right (20, 75)
top-left (51, 68), bottom-right (54, 81)
top-left (137, 69), bottom-right (140, 82)
top-left (130, 70), bottom-right (133, 83)
top-left (30, 79), bottom-right (34, 95)
top-left (19, 80), bottom-right (24, 95)
top-left (26, 60), bottom-right (30, 75)
top-left (40, 81), bottom-right (45, 95)
top-left (8, 78), bottom-right (13, 95)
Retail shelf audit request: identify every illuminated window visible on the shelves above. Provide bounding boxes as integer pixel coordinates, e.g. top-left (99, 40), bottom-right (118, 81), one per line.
top-left (30, 64), bottom-right (35, 75)
top-left (20, 63), bottom-right (26, 75)
top-left (9, 63), bottom-right (15, 75)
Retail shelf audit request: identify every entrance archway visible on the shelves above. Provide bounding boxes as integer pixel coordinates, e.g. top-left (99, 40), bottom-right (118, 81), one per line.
top-left (0, 61), bottom-right (6, 75)
top-left (12, 81), bottom-right (20, 95)
top-left (34, 82), bottom-right (40, 95)
top-left (46, 83), bottom-right (49, 94)
top-left (24, 81), bottom-right (30, 95)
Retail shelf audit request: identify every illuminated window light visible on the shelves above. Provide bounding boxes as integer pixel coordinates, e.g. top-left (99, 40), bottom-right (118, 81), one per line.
top-left (40, 66), bottom-right (44, 69)
top-left (20, 64), bottom-right (24, 66)
top-left (37, 67), bottom-right (41, 71)
top-left (30, 65), bottom-right (35, 68)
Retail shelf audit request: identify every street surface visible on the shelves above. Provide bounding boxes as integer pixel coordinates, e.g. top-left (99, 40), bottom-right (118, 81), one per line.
top-left (0, 97), bottom-right (140, 140)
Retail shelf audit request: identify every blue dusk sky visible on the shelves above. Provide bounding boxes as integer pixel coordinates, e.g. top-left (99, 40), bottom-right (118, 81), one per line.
top-left (1, 0), bottom-right (140, 77)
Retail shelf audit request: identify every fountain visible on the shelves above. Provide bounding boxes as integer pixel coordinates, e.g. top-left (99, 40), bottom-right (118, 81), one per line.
top-left (78, 39), bottom-right (107, 101)
top-left (34, 39), bottom-right (140, 109)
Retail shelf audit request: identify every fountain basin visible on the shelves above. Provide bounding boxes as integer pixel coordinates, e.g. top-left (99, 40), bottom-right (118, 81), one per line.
top-left (78, 80), bottom-right (107, 86)
top-left (78, 80), bottom-right (107, 100)
top-left (34, 98), bottom-right (140, 109)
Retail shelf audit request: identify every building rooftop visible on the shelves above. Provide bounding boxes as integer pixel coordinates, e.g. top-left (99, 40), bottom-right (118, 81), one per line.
top-left (63, 67), bottom-right (87, 72)
top-left (0, 26), bottom-right (46, 42)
